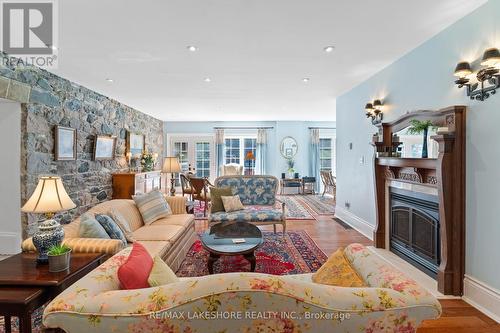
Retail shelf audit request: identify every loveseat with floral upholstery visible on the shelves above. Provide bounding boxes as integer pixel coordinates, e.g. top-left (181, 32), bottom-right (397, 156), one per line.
top-left (42, 243), bottom-right (441, 332)
top-left (208, 175), bottom-right (286, 234)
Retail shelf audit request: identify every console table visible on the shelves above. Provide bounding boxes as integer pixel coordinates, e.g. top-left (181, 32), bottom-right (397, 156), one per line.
top-left (280, 178), bottom-right (303, 195)
top-left (112, 171), bottom-right (162, 199)
top-left (0, 252), bottom-right (106, 332)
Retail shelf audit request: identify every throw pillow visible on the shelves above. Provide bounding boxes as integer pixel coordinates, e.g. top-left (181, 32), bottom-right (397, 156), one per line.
top-left (312, 248), bottom-right (366, 287)
top-left (117, 242), bottom-right (154, 290)
top-left (78, 213), bottom-right (110, 239)
top-left (108, 209), bottom-right (136, 243)
top-left (221, 195), bottom-right (245, 213)
top-left (209, 187), bottom-right (233, 213)
top-left (95, 214), bottom-right (128, 246)
top-left (133, 190), bottom-right (172, 225)
top-left (148, 255), bottom-right (180, 287)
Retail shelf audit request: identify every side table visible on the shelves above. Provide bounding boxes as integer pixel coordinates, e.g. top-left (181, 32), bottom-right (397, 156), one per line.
top-left (0, 287), bottom-right (46, 333)
top-left (0, 252), bottom-right (106, 332)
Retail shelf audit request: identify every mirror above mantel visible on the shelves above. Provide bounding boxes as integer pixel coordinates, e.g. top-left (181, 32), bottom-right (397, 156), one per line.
top-left (393, 126), bottom-right (439, 158)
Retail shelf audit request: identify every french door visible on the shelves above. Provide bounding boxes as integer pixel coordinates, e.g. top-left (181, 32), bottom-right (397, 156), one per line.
top-left (169, 135), bottom-right (216, 182)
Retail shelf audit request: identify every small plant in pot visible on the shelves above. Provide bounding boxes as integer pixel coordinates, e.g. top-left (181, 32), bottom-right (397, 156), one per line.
top-left (47, 244), bottom-right (72, 272)
top-left (407, 119), bottom-right (437, 158)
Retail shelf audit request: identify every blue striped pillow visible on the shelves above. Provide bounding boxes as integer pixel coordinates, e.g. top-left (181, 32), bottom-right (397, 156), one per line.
top-left (133, 190), bottom-right (172, 225)
top-left (95, 214), bottom-right (127, 246)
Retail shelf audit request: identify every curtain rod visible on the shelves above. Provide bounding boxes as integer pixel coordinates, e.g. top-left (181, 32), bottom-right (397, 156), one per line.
top-left (213, 126), bottom-right (274, 129)
top-left (308, 127), bottom-right (336, 129)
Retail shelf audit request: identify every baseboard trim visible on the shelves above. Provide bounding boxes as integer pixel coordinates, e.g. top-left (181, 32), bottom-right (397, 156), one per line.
top-left (463, 275), bottom-right (500, 323)
top-left (334, 207), bottom-right (374, 240)
top-left (0, 232), bottom-right (21, 255)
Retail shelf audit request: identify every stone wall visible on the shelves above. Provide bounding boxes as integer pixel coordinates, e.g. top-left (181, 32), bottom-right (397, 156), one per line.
top-left (1, 53), bottom-right (164, 238)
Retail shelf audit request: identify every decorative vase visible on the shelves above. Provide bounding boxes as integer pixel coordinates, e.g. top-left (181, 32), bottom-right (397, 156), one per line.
top-left (48, 249), bottom-right (72, 272)
top-left (142, 161), bottom-right (154, 172)
top-left (422, 127), bottom-right (429, 158)
top-left (32, 220), bottom-right (65, 263)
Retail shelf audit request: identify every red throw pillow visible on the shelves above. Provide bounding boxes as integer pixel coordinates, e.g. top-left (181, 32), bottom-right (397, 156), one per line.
top-left (117, 242), bottom-right (153, 289)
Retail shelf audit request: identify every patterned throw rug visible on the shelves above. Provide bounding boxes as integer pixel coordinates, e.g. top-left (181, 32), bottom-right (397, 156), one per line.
top-left (176, 231), bottom-right (327, 276)
top-left (296, 195), bottom-right (335, 215)
top-left (194, 198), bottom-right (315, 220)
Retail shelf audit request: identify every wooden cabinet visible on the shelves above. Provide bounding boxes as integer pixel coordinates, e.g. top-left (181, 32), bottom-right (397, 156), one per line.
top-left (112, 171), bottom-right (162, 199)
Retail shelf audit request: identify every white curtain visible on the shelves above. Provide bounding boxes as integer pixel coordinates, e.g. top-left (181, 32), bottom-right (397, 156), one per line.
top-left (309, 128), bottom-right (320, 192)
top-left (256, 129), bottom-right (267, 175)
top-left (215, 129), bottom-right (225, 177)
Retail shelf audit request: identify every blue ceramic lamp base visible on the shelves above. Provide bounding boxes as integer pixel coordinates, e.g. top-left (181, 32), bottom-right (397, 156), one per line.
top-left (32, 219), bottom-right (65, 264)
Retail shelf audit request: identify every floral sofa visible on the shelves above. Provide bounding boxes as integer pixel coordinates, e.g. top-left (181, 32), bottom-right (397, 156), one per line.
top-left (43, 244), bottom-right (441, 333)
top-left (208, 175), bottom-right (286, 234)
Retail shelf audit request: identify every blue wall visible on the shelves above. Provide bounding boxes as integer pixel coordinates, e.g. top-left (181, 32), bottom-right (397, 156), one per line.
top-left (336, 0), bottom-right (500, 295)
top-left (164, 120), bottom-right (335, 178)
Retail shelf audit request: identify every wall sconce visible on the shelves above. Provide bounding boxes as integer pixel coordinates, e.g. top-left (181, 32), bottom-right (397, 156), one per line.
top-left (365, 99), bottom-right (383, 125)
top-left (454, 47), bottom-right (500, 101)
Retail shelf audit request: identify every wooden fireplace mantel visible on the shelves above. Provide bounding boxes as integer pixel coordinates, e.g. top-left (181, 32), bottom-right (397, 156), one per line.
top-left (372, 106), bottom-right (466, 295)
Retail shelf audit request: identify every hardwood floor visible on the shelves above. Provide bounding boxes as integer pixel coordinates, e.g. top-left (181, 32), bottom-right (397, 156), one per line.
top-left (195, 213), bottom-right (500, 332)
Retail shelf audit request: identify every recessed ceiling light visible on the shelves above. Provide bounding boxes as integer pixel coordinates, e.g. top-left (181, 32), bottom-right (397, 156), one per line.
top-left (204, 77), bottom-right (211, 82)
top-left (105, 78), bottom-right (113, 83)
top-left (324, 45), bottom-right (335, 53)
top-left (302, 78), bottom-right (310, 83)
top-left (187, 45), bottom-right (198, 52)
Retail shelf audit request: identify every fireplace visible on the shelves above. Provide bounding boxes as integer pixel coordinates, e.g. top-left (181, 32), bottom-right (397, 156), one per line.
top-left (390, 188), bottom-right (440, 278)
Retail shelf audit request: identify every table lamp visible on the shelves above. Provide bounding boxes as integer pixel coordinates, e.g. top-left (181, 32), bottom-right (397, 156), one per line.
top-left (162, 157), bottom-right (182, 196)
top-left (21, 176), bottom-right (76, 263)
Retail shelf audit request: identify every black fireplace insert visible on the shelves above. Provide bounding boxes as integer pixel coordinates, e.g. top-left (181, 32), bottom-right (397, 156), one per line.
top-left (390, 187), bottom-right (440, 278)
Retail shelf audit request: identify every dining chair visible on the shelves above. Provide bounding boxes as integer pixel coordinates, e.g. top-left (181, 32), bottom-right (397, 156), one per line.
top-left (180, 173), bottom-right (195, 200)
top-left (189, 177), bottom-right (211, 216)
top-left (320, 170), bottom-right (336, 201)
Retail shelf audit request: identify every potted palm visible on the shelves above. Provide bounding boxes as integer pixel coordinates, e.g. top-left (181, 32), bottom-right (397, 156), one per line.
top-left (47, 244), bottom-right (72, 272)
top-left (286, 158), bottom-right (295, 178)
top-left (407, 120), bottom-right (436, 158)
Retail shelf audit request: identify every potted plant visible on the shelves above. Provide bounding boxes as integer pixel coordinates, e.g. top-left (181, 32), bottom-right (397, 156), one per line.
top-left (47, 244), bottom-right (72, 272)
top-left (140, 150), bottom-right (158, 172)
top-left (286, 158), bottom-right (295, 178)
top-left (407, 119), bottom-right (436, 158)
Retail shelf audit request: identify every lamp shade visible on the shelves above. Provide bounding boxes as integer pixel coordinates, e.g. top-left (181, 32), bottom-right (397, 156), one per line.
top-left (162, 157), bottom-right (181, 173)
top-left (245, 150), bottom-right (256, 160)
top-left (22, 176), bottom-right (76, 214)
top-left (454, 61), bottom-right (472, 77)
top-left (481, 48), bottom-right (500, 67)
top-left (365, 103), bottom-right (373, 111)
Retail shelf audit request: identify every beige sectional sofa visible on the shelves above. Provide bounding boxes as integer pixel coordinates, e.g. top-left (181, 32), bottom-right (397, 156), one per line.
top-left (22, 196), bottom-right (196, 272)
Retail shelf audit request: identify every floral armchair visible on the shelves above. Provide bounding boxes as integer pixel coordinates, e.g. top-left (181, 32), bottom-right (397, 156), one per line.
top-left (208, 175), bottom-right (286, 234)
top-left (43, 244), bottom-right (441, 333)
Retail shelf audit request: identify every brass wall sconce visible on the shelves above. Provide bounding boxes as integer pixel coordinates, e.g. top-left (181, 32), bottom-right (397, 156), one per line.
top-left (365, 99), bottom-right (383, 125)
top-left (454, 47), bottom-right (500, 101)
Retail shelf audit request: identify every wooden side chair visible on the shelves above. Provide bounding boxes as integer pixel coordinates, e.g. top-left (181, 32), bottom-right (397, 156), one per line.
top-left (320, 170), bottom-right (336, 201)
top-left (189, 177), bottom-right (211, 216)
top-left (180, 174), bottom-right (195, 200)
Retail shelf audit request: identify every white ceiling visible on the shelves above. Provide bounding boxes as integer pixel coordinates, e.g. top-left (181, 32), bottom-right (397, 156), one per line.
top-left (52, 0), bottom-right (487, 121)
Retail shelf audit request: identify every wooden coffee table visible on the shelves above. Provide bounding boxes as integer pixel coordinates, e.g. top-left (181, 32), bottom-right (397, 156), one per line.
top-left (0, 252), bottom-right (106, 333)
top-left (201, 222), bottom-right (263, 274)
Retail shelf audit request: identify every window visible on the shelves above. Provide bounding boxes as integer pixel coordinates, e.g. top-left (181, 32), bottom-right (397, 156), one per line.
top-left (225, 138), bottom-right (240, 164)
top-left (243, 138), bottom-right (256, 174)
top-left (173, 142), bottom-right (189, 171)
top-left (224, 137), bottom-right (257, 174)
top-left (319, 138), bottom-right (333, 172)
top-left (196, 142), bottom-right (211, 178)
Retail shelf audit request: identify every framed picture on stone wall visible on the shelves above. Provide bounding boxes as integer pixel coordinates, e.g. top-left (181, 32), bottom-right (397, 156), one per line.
top-left (55, 126), bottom-right (77, 161)
top-left (127, 131), bottom-right (145, 158)
top-left (94, 135), bottom-right (117, 161)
